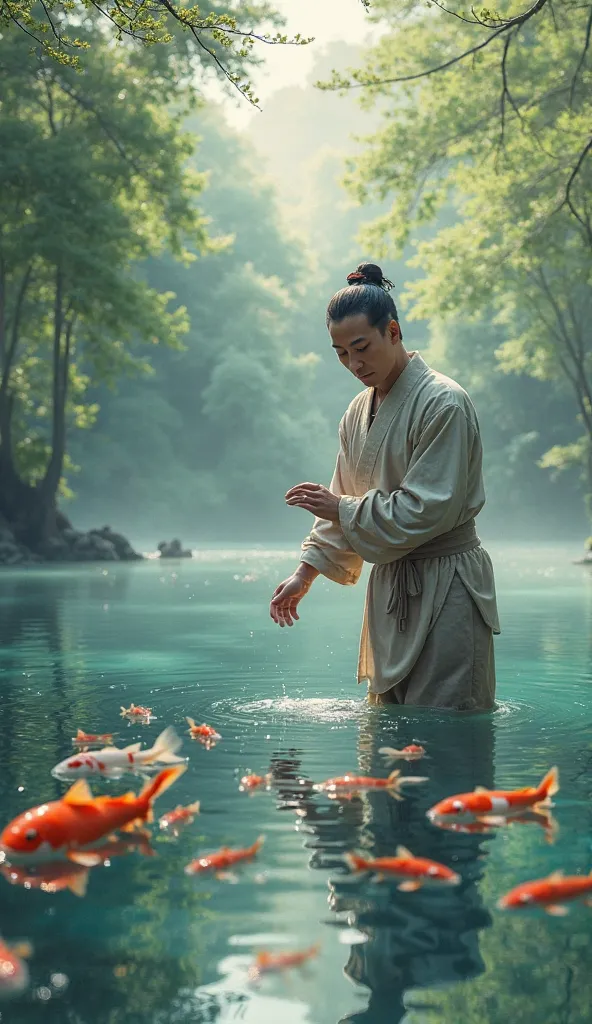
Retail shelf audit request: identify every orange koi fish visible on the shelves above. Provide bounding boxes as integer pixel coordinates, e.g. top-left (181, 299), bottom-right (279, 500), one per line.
top-left (0, 764), bottom-right (186, 865)
top-left (184, 836), bottom-right (264, 876)
top-left (498, 870), bottom-right (592, 916)
top-left (159, 801), bottom-right (201, 832)
top-left (52, 726), bottom-right (184, 780)
top-left (120, 704), bottom-right (155, 722)
top-left (437, 806), bottom-right (559, 844)
top-left (186, 718), bottom-right (221, 745)
top-left (0, 938), bottom-right (31, 998)
top-left (379, 744), bottom-right (426, 764)
top-left (313, 770), bottom-right (427, 800)
top-left (345, 845), bottom-right (460, 889)
top-left (73, 730), bottom-right (115, 748)
top-left (249, 943), bottom-right (320, 981)
top-left (1, 860), bottom-right (91, 897)
top-left (1, 833), bottom-right (153, 894)
top-left (427, 767), bottom-right (559, 826)
top-left (239, 773), bottom-right (273, 793)
top-left (70, 830), bottom-right (155, 867)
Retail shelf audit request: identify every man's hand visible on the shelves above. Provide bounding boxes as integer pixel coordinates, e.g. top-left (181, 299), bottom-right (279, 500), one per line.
top-left (270, 570), bottom-right (315, 628)
top-left (285, 482), bottom-right (340, 522)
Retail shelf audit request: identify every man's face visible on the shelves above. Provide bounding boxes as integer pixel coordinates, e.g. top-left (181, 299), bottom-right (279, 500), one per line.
top-left (329, 314), bottom-right (400, 388)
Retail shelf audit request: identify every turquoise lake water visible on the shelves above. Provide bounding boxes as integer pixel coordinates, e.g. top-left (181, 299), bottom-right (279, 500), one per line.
top-left (0, 543), bottom-right (591, 1022)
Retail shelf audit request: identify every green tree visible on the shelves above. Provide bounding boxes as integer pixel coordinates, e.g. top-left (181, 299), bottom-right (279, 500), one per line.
top-left (0, 26), bottom-right (214, 549)
top-left (323, 1), bottom-right (592, 530)
top-left (0, 0), bottom-right (311, 104)
top-left (68, 107), bottom-right (334, 540)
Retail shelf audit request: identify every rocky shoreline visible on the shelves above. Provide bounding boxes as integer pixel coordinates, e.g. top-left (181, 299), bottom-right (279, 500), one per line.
top-left (0, 515), bottom-right (143, 566)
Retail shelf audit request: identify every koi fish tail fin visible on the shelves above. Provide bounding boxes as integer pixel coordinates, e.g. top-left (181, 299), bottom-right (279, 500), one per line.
top-left (67, 870), bottom-right (90, 897)
top-left (537, 766), bottom-right (559, 802)
top-left (140, 764), bottom-right (187, 807)
top-left (344, 852), bottom-right (369, 873)
top-left (186, 717), bottom-right (196, 729)
top-left (147, 726), bottom-right (185, 764)
top-left (187, 800), bottom-right (201, 814)
top-left (399, 776), bottom-right (429, 787)
top-left (387, 769), bottom-right (402, 786)
top-left (251, 835), bottom-right (265, 855)
top-left (378, 747), bottom-right (400, 765)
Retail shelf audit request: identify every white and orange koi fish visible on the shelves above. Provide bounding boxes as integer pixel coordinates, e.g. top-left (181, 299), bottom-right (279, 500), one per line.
top-left (0, 765), bottom-right (186, 864)
top-left (51, 726), bottom-right (184, 780)
top-left (427, 767), bottom-right (559, 826)
top-left (313, 770), bottom-right (427, 801)
top-left (120, 704), bottom-right (155, 722)
top-left (379, 744), bottom-right (426, 764)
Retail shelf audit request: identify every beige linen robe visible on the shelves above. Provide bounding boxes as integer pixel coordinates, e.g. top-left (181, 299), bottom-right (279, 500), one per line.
top-left (300, 352), bottom-right (500, 698)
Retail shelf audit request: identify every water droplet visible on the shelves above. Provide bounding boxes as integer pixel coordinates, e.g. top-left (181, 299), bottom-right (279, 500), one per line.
top-left (36, 986), bottom-right (52, 1001)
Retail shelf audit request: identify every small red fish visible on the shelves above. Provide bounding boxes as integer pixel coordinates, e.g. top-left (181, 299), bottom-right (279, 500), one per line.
top-left (120, 704), bottom-right (154, 721)
top-left (186, 718), bottom-right (221, 745)
top-left (498, 869), bottom-right (592, 916)
top-left (159, 801), bottom-right (201, 832)
top-left (184, 836), bottom-right (264, 876)
top-left (249, 942), bottom-right (320, 980)
top-left (379, 744), bottom-right (426, 764)
top-left (427, 767), bottom-right (559, 826)
top-left (239, 773), bottom-right (272, 793)
top-left (313, 769), bottom-right (427, 800)
top-left (72, 729), bottom-right (115, 748)
top-left (0, 764), bottom-right (186, 864)
top-left (0, 938), bottom-right (31, 998)
top-left (345, 845), bottom-right (460, 889)
top-left (1, 860), bottom-right (91, 897)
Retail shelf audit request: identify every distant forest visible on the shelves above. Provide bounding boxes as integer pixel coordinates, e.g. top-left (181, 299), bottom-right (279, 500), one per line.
top-left (2, 23), bottom-right (588, 547)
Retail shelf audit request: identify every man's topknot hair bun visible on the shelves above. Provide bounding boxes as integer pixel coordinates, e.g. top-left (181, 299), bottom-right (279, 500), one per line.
top-left (327, 261), bottom-right (401, 336)
top-left (346, 263), bottom-right (394, 291)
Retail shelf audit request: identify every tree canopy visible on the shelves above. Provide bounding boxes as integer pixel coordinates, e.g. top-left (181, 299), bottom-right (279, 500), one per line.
top-left (322, 1), bottom-right (592, 521)
top-left (0, 20), bottom-right (213, 544)
top-left (0, 0), bottom-right (312, 104)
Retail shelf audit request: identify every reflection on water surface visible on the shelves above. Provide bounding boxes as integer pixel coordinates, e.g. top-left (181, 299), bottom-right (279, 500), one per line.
top-left (0, 543), bottom-right (591, 1022)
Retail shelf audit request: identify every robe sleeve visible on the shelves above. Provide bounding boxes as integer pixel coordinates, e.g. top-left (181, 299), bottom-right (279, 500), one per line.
top-left (300, 420), bottom-right (364, 586)
top-left (338, 402), bottom-right (474, 564)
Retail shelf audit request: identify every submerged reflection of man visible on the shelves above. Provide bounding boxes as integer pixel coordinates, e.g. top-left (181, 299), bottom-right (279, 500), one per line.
top-left (270, 710), bottom-right (495, 1024)
top-left (334, 711), bottom-right (496, 1024)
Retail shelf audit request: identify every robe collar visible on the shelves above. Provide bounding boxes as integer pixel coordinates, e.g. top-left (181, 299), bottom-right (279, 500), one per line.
top-left (356, 351), bottom-right (430, 488)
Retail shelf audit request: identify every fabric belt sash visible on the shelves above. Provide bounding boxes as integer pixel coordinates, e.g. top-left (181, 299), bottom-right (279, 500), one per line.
top-left (386, 519), bottom-right (480, 633)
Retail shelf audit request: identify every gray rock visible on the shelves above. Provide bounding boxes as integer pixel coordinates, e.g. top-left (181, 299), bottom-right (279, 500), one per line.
top-left (91, 527), bottom-right (142, 561)
top-left (41, 536), bottom-right (70, 560)
top-left (62, 528), bottom-right (84, 543)
top-left (158, 538), bottom-right (192, 559)
top-left (0, 541), bottom-right (20, 564)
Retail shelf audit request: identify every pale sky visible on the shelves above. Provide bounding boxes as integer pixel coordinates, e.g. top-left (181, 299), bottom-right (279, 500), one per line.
top-left (220, 0), bottom-right (379, 130)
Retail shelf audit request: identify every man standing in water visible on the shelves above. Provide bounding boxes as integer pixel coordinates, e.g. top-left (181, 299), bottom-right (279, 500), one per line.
top-left (269, 263), bottom-right (500, 709)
